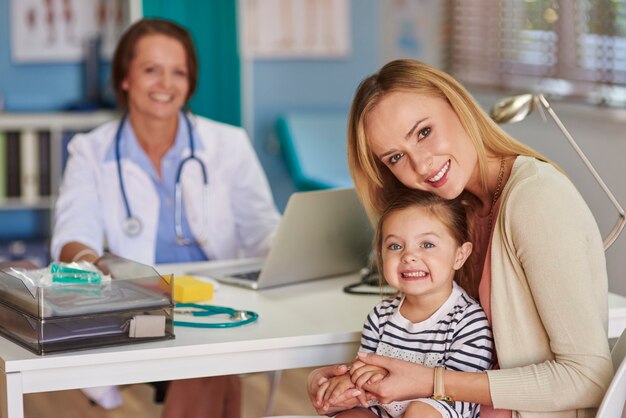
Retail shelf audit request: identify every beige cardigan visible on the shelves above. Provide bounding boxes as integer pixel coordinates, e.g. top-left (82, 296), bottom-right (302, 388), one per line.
top-left (486, 156), bottom-right (613, 418)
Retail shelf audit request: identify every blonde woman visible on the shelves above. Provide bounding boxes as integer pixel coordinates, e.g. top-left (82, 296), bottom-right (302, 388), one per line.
top-left (308, 59), bottom-right (612, 418)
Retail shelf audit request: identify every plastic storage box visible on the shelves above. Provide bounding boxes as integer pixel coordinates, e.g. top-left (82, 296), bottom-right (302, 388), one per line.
top-left (0, 254), bottom-right (175, 355)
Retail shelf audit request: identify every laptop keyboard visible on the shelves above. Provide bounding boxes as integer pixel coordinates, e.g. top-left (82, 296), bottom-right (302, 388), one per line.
top-left (232, 270), bottom-right (261, 281)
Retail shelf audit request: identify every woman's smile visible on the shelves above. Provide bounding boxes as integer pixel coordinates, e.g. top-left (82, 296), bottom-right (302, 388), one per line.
top-left (427, 160), bottom-right (450, 187)
top-left (150, 92), bottom-right (175, 103)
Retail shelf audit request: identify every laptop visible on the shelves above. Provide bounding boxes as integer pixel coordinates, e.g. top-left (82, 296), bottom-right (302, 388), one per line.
top-left (189, 188), bottom-right (373, 290)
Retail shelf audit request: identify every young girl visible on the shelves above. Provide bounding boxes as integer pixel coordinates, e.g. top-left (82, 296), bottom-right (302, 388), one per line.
top-left (314, 191), bottom-right (493, 418)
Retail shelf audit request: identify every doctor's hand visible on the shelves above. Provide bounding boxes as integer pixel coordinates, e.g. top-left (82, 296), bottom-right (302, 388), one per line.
top-left (307, 365), bottom-right (364, 415)
top-left (353, 352), bottom-right (434, 405)
top-left (60, 242), bottom-right (99, 263)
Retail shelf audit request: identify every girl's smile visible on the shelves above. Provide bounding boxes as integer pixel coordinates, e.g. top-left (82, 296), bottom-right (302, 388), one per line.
top-left (399, 269), bottom-right (428, 280)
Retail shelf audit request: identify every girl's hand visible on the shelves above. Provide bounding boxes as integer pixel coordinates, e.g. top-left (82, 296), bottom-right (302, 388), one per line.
top-left (307, 365), bottom-right (362, 414)
top-left (349, 362), bottom-right (389, 388)
top-left (355, 352), bottom-right (434, 404)
top-left (350, 358), bottom-right (367, 373)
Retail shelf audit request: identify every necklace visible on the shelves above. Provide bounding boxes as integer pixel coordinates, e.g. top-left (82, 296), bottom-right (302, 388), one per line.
top-left (487, 157), bottom-right (506, 234)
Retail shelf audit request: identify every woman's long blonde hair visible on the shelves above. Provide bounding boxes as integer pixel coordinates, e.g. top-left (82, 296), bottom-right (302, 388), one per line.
top-left (347, 59), bottom-right (553, 221)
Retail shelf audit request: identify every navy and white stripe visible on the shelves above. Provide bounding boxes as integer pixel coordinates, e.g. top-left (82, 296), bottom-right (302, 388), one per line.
top-left (360, 282), bottom-right (493, 418)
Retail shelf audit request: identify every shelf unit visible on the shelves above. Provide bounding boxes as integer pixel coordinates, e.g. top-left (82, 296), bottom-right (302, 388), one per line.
top-left (0, 111), bottom-right (117, 262)
top-left (0, 110), bottom-right (117, 209)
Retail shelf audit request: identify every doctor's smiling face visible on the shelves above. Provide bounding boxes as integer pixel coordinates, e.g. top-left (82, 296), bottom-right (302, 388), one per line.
top-left (365, 92), bottom-right (482, 200)
top-left (122, 34), bottom-right (189, 123)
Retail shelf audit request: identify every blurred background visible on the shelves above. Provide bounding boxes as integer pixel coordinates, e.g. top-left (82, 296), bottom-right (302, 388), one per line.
top-left (1, 0), bottom-right (626, 294)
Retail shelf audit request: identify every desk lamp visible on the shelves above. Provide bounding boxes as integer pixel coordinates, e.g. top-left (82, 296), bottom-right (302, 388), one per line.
top-left (490, 93), bottom-right (626, 250)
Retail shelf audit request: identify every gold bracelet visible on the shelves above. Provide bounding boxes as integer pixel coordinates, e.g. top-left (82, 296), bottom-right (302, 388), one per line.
top-left (431, 366), bottom-right (454, 406)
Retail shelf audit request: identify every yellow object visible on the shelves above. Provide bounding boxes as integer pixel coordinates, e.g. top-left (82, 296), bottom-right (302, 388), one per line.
top-left (172, 276), bottom-right (214, 303)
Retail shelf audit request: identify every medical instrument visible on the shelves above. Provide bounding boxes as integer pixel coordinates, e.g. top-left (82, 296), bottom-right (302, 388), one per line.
top-left (115, 113), bottom-right (210, 244)
top-left (343, 267), bottom-right (396, 296)
top-left (173, 303), bottom-right (259, 328)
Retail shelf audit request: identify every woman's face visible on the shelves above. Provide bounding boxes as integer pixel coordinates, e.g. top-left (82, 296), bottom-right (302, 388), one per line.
top-left (122, 34), bottom-right (189, 122)
top-left (365, 91), bottom-right (481, 199)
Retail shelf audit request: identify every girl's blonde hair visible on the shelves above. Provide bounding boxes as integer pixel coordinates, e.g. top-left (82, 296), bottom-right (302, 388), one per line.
top-left (347, 59), bottom-right (554, 221)
top-left (375, 191), bottom-right (476, 297)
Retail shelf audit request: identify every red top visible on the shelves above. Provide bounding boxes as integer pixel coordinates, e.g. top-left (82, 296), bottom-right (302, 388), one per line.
top-left (475, 201), bottom-right (512, 418)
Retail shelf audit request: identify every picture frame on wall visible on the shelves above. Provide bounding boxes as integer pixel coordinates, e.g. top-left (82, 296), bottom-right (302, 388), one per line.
top-left (10, 0), bottom-right (134, 63)
top-left (239, 0), bottom-right (351, 59)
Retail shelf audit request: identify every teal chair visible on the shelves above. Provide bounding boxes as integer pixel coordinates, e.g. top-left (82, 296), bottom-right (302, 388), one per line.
top-left (276, 113), bottom-right (353, 191)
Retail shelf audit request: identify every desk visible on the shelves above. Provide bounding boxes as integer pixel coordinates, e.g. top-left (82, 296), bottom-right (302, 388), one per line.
top-left (0, 260), bottom-right (379, 418)
top-left (1, 260), bottom-right (626, 418)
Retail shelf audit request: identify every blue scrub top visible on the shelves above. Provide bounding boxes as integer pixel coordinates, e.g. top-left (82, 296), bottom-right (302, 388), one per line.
top-left (122, 114), bottom-right (208, 264)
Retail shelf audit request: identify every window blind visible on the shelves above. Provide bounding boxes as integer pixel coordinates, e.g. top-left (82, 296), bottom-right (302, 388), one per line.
top-left (447, 0), bottom-right (626, 105)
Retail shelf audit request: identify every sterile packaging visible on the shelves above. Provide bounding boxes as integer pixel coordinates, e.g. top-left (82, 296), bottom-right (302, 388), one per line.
top-left (0, 254), bottom-right (175, 355)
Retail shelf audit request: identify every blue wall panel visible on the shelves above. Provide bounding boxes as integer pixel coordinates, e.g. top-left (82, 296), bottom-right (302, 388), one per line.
top-left (250, 0), bottom-right (380, 209)
top-left (0, 0), bottom-right (85, 111)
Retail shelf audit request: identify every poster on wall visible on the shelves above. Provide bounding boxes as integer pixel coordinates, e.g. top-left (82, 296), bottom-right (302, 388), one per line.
top-left (380, 0), bottom-right (446, 68)
top-left (240, 0), bottom-right (350, 59)
top-left (10, 0), bottom-right (128, 63)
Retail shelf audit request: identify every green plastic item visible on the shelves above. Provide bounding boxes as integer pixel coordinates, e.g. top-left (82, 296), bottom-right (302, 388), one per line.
top-left (50, 263), bottom-right (102, 284)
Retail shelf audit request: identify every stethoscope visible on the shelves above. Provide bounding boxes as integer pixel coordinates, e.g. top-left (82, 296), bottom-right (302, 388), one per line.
top-left (115, 113), bottom-right (209, 245)
top-left (173, 303), bottom-right (259, 328)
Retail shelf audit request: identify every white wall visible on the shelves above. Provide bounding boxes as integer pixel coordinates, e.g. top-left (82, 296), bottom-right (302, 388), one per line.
top-left (474, 91), bottom-right (626, 296)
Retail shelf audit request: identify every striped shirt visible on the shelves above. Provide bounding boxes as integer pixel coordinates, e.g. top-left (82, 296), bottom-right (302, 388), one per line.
top-left (360, 282), bottom-right (493, 418)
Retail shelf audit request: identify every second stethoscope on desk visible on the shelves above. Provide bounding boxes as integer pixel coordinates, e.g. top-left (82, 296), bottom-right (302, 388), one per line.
top-left (115, 112), bottom-right (209, 245)
top-left (174, 303), bottom-right (259, 328)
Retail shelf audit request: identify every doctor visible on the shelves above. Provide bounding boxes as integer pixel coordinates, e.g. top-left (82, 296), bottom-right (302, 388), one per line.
top-left (51, 18), bottom-right (280, 418)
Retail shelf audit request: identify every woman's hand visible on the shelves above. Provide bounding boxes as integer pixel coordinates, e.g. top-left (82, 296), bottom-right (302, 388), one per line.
top-left (319, 374), bottom-right (370, 412)
top-left (307, 365), bottom-right (364, 415)
top-left (353, 352), bottom-right (434, 405)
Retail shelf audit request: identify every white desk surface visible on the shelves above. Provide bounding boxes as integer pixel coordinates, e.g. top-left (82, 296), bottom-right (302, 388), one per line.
top-left (0, 259), bottom-right (625, 418)
top-left (0, 260), bottom-right (379, 418)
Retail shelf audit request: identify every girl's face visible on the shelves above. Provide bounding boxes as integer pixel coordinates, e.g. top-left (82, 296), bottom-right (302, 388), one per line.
top-left (366, 91), bottom-right (482, 199)
top-left (122, 34), bottom-right (189, 123)
top-left (381, 206), bottom-right (471, 302)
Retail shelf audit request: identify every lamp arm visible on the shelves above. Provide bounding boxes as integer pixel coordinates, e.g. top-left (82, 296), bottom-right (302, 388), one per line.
top-left (603, 217), bottom-right (626, 251)
top-left (536, 94), bottom-right (626, 250)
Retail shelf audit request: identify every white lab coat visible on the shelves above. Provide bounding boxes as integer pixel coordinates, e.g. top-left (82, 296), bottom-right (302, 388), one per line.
top-left (51, 114), bottom-right (281, 264)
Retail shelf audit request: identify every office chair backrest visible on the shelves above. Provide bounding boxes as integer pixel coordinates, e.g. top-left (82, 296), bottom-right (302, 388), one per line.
top-left (611, 330), bottom-right (626, 372)
top-left (596, 328), bottom-right (626, 418)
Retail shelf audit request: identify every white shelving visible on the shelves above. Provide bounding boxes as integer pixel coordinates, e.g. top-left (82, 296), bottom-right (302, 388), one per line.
top-left (0, 110), bottom-right (117, 210)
